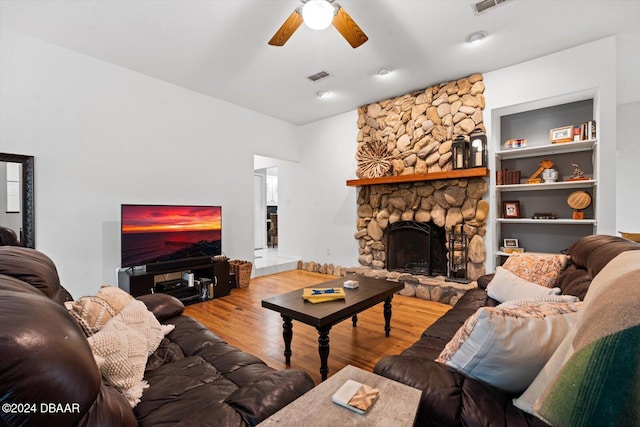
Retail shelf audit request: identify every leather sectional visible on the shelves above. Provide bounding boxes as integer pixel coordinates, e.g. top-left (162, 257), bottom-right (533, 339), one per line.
top-left (0, 246), bottom-right (314, 426)
top-left (374, 234), bottom-right (640, 426)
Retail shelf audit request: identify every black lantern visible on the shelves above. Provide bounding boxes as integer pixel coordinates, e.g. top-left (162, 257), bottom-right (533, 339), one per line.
top-left (452, 135), bottom-right (468, 169)
top-left (469, 131), bottom-right (487, 168)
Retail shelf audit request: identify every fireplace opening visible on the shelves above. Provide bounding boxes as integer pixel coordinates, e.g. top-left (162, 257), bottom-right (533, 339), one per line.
top-left (386, 221), bottom-right (447, 276)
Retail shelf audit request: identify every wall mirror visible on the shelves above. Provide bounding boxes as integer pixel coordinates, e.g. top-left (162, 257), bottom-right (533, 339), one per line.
top-left (0, 153), bottom-right (35, 248)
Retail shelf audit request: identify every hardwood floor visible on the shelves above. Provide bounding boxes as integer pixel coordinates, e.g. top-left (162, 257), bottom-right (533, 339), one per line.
top-left (184, 270), bottom-right (451, 385)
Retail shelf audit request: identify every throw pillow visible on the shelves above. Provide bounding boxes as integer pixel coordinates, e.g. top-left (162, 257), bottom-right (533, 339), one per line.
top-left (114, 299), bottom-right (175, 355)
top-left (95, 285), bottom-right (134, 312)
top-left (487, 267), bottom-right (561, 303)
top-left (502, 252), bottom-right (569, 288)
top-left (436, 302), bottom-right (581, 393)
top-left (87, 299), bottom-right (175, 407)
top-left (66, 285), bottom-right (134, 336)
top-left (498, 295), bottom-right (580, 308)
top-left (513, 250), bottom-right (640, 423)
top-left (88, 315), bottom-right (150, 407)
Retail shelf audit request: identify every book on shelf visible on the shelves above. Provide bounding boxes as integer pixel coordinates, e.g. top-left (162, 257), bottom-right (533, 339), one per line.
top-left (496, 169), bottom-right (521, 185)
top-left (332, 379), bottom-right (380, 414)
top-left (302, 287), bottom-right (346, 303)
top-left (579, 120), bottom-right (596, 141)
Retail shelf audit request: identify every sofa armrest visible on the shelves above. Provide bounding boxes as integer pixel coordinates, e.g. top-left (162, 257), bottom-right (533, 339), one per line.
top-left (375, 356), bottom-right (547, 427)
top-left (136, 293), bottom-right (184, 321)
top-left (1, 290), bottom-right (136, 427)
top-left (225, 369), bottom-right (314, 426)
top-left (476, 273), bottom-right (494, 290)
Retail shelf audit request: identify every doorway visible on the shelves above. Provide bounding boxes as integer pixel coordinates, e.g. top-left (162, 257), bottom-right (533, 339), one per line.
top-left (254, 166), bottom-right (278, 251)
top-left (253, 155), bottom-right (300, 276)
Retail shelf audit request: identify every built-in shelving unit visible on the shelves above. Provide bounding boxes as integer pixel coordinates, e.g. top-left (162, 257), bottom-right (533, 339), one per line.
top-left (492, 97), bottom-right (598, 262)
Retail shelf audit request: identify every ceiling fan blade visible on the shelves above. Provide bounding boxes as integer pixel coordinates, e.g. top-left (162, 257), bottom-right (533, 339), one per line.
top-left (268, 9), bottom-right (303, 46)
top-left (332, 6), bottom-right (368, 48)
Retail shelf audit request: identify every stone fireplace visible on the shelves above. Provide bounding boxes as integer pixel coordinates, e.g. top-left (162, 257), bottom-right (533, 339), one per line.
top-left (386, 220), bottom-right (447, 276)
top-left (300, 176), bottom-right (489, 305)
top-left (354, 178), bottom-right (488, 281)
top-left (299, 74), bottom-right (491, 305)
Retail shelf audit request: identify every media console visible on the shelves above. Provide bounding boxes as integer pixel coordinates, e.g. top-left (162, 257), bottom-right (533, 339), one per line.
top-left (118, 257), bottom-right (230, 305)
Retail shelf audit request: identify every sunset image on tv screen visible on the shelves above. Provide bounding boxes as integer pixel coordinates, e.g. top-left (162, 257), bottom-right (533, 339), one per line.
top-left (121, 205), bottom-right (222, 268)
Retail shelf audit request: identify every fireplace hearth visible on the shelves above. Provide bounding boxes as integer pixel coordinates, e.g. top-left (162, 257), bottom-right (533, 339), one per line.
top-left (386, 221), bottom-right (447, 276)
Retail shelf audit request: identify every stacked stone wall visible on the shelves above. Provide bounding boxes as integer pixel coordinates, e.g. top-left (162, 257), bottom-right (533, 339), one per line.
top-left (356, 74), bottom-right (485, 179)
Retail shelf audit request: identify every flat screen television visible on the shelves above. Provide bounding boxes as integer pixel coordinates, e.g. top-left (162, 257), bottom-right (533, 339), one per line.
top-left (121, 204), bottom-right (222, 269)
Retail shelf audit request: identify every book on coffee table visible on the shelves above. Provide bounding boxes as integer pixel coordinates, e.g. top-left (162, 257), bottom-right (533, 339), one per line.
top-left (302, 287), bottom-right (346, 303)
top-left (332, 379), bottom-right (379, 414)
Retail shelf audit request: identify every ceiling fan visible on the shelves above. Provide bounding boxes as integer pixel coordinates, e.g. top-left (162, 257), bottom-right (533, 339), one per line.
top-left (268, 0), bottom-right (368, 48)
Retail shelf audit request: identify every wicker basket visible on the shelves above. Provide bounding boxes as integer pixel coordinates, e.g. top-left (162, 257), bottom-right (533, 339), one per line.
top-left (229, 260), bottom-right (253, 288)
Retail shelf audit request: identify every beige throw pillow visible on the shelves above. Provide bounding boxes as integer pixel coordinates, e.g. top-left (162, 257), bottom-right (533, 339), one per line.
top-left (66, 285), bottom-right (134, 336)
top-left (115, 299), bottom-right (175, 355)
top-left (502, 252), bottom-right (569, 288)
top-left (436, 302), bottom-right (581, 393)
top-left (88, 314), bottom-right (149, 407)
top-left (87, 299), bottom-right (174, 407)
top-left (487, 267), bottom-right (561, 303)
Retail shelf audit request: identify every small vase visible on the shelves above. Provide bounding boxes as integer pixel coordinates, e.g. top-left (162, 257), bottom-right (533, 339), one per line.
top-left (542, 168), bottom-right (558, 183)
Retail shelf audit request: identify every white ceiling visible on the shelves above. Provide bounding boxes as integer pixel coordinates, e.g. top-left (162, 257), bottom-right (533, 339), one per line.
top-left (1, 0), bottom-right (640, 125)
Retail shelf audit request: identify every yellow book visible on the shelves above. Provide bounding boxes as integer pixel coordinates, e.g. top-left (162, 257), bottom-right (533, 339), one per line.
top-left (302, 287), bottom-right (346, 303)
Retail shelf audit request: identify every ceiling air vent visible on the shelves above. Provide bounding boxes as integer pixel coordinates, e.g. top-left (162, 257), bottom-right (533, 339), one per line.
top-left (473, 0), bottom-right (509, 15)
top-left (307, 70), bottom-right (332, 82)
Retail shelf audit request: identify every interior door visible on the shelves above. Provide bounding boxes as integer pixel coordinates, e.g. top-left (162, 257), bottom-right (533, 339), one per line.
top-left (254, 174), bottom-right (266, 249)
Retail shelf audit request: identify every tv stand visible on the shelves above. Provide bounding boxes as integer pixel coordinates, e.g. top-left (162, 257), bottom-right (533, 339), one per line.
top-left (118, 258), bottom-right (230, 305)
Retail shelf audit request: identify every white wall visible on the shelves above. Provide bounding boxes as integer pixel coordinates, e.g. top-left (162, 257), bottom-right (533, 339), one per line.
top-left (0, 28), bottom-right (300, 297)
top-left (616, 101), bottom-right (640, 231)
top-left (283, 111), bottom-right (360, 268)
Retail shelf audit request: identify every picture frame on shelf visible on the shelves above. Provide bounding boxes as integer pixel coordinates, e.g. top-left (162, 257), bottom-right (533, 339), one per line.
top-left (549, 125), bottom-right (574, 144)
top-left (503, 201), bottom-right (520, 218)
top-left (503, 238), bottom-right (519, 248)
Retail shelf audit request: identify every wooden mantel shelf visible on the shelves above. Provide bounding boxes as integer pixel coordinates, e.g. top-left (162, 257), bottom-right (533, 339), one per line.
top-left (346, 167), bottom-right (489, 187)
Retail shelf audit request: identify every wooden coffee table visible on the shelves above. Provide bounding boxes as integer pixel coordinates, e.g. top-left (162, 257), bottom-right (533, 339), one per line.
top-left (261, 275), bottom-right (404, 381)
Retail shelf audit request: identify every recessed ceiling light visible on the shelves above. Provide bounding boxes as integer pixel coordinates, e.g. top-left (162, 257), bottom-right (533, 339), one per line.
top-left (465, 31), bottom-right (488, 44)
top-left (317, 90), bottom-right (330, 99)
top-left (377, 68), bottom-right (392, 76)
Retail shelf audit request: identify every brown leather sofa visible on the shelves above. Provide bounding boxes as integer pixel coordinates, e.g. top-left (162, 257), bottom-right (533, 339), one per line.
top-left (374, 234), bottom-right (640, 426)
top-left (0, 246), bottom-right (314, 426)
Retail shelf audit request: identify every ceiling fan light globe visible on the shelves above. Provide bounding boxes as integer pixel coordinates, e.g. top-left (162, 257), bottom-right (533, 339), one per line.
top-left (302, 0), bottom-right (334, 30)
